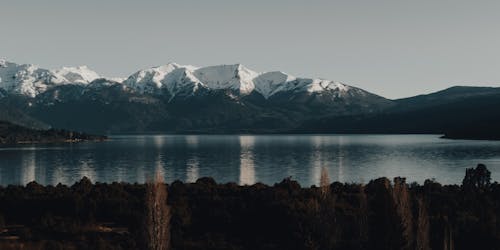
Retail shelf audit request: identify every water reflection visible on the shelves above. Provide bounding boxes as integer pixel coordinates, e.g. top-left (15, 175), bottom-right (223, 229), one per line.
top-left (239, 136), bottom-right (256, 185)
top-left (52, 165), bottom-right (68, 185)
top-left (153, 135), bottom-right (165, 149)
top-left (1, 135), bottom-right (500, 186)
top-left (153, 153), bottom-right (166, 182)
top-left (185, 135), bottom-right (200, 183)
top-left (310, 136), bottom-right (325, 186)
top-left (21, 149), bottom-right (36, 184)
top-left (186, 156), bottom-right (200, 183)
top-left (338, 136), bottom-right (345, 183)
top-left (78, 161), bottom-right (96, 182)
top-left (135, 166), bottom-right (146, 184)
top-left (186, 135), bottom-right (199, 147)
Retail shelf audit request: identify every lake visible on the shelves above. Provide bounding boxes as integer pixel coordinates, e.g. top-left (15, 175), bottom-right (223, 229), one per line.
top-left (1, 134), bottom-right (500, 186)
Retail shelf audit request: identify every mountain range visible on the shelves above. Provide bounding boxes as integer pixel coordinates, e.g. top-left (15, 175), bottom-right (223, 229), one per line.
top-left (1, 59), bottom-right (498, 138)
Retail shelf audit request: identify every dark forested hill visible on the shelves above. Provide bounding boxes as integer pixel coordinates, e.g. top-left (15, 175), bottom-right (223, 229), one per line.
top-left (297, 87), bottom-right (500, 139)
top-left (1, 81), bottom-right (500, 139)
top-left (0, 120), bottom-right (106, 144)
top-left (394, 86), bottom-right (500, 111)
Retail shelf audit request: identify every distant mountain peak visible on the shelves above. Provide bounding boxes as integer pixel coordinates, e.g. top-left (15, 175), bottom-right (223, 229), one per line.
top-left (122, 63), bottom-right (198, 94)
top-left (193, 64), bottom-right (259, 95)
top-left (51, 65), bottom-right (100, 84)
top-left (253, 71), bottom-right (296, 98)
top-left (0, 60), bottom-right (366, 100)
top-left (0, 60), bottom-right (101, 97)
top-left (305, 79), bottom-right (351, 93)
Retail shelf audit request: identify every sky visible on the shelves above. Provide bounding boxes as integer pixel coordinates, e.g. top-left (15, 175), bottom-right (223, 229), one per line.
top-left (1, 0), bottom-right (500, 99)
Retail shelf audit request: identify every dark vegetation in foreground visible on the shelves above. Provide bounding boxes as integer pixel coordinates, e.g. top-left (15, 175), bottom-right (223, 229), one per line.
top-left (0, 120), bottom-right (107, 144)
top-left (0, 165), bottom-right (499, 249)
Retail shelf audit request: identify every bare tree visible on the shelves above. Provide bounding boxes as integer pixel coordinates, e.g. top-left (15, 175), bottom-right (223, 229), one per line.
top-left (145, 169), bottom-right (171, 250)
top-left (358, 184), bottom-right (368, 245)
top-left (392, 177), bottom-right (414, 250)
top-left (416, 196), bottom-right (430, 250)
top-left (320, 167), bottom-right (331, 198)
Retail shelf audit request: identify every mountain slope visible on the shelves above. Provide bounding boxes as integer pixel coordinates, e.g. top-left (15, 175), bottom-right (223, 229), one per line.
top-left (393, 86), bottom-right (500, 111)
top-left (298, 86), bottom-right (500, 135)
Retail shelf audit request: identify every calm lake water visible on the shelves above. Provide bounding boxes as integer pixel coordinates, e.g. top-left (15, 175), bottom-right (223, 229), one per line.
top-left (1, 135), bottom-right (500, 186)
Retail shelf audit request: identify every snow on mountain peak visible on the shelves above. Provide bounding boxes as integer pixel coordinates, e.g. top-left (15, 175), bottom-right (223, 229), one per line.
top-left (161, 67), bottom-right (204, 98)
top-left (50, 65), bottom-right (100, 84)
top-left (304, 79), bottom-right (350, 93)
top-left (253, 71), bottom-right (297, 98)
top-left (0, 60), bottom-right (355, 99)
top-left (122, 62), bottom-right (198, 94)
top-left (121, 63), bottom-right (357, 99)
top-left (0, 62), bottom-right (51, 97)
top-left (193, 64), bottom-right (259, 95)
top-left (108, 77), bottom-right (126, 83)
top-left (0, 60), bottom-right (101, 97)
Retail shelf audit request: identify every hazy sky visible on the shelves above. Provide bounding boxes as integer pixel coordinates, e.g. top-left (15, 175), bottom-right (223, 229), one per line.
top-left (1, 0), bottom-right (500, 98)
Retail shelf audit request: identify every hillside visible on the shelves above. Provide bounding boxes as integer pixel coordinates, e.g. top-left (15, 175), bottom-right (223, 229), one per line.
top-left (297, 87), bottom-right (500, 138)
top-left (0, 120), bottom-right (106, 144)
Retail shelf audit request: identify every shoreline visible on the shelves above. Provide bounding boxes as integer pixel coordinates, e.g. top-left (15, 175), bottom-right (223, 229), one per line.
top-left (6, 137), bottom-right (108, 145)
top-left (0, 120), bottom-right (108, 145)
top-left (441, 135), bottom-right (500, 141)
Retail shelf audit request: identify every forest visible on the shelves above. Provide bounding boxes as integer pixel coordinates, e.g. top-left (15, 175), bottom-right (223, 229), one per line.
top-left (0, 121), bottom-right (106, 144)
top-left (0, 164), bottom-right (498, 250)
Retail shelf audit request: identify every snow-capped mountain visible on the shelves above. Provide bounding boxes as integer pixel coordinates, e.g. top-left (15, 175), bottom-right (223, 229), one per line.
top-left (0, 59), bottom-right (373, 101)
top-left (51, 66), bottom-right (100, 84)
top-left (122, 63), bottom-right (358, 100)
top-left (193, 64), bottom-right (258, 95)
top-left (0, 59), bottom-right (394, 133)
top-left (0, 59), bottom-right (100, 97)
top-left (1, 59), bottom-right (497, 136)
top-left (122, 63), bottom-right (203, 97)
top-left (253, 71), bottom-right (297, 98)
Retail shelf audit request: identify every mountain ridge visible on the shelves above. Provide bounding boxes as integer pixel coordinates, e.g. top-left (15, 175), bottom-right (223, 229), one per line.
top-left (0, 59), bottom-right (373, 101)
top-left (0, 60), bottom-right (101, 97)
top-left (1, 59), bottom-right (498, 138)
